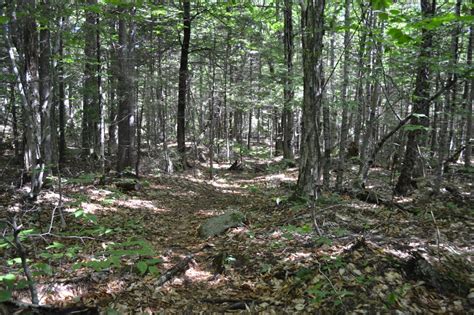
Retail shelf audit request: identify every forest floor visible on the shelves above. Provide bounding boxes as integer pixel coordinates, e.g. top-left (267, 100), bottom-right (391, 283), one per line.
top-left (0, 150), bottom-right (473, 314)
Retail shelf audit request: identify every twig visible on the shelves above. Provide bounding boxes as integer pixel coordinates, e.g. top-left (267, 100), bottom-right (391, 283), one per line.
top-left (11, 217), bottom-right (39, 305)
top-left (311, 207), bottom-right (323, 237)
top-left (155, 254), bottom-right (194, 287)
top-left (57, 163), bottom-right (67, 229)
top-left (30, 233), bottom-right (97, 242)
top-left (317, 262), bottom-right (346, 312)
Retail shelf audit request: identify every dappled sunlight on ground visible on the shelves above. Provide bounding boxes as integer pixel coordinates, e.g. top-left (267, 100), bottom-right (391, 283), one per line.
top-left (183, 265), bottom-right (213, 283)
top-left (2, 157), bottom-right (471, 313)
top-left (115, 198), bottom-right (169, 212)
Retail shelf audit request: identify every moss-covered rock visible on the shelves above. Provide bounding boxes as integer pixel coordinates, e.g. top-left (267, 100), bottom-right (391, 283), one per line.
top-left (198, 211), bottom-right (246, 238)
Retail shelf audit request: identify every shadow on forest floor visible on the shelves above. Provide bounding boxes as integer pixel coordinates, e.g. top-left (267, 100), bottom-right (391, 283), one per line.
top-left (0, 151), bottom-right (473, 313)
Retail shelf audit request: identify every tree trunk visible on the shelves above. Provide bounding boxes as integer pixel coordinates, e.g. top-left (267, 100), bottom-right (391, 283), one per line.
top-left (17, 0), bottom-right (44, 197)
top-left (39, 0), bottom-right (52, 173)
top-left (116, 13), bottom-right (136, 173)
top-left (335, 0), bottom-right (351, 191)
top-left (282, 0), bottom-right (294, 160)
top-left (296, 0), bottom-right (326, 196)
top-left (395, 0), bottom-right (435, 195)
top-left (434, 0), bottom-right (461, 192)
top-left (82, 0), bottom-right (101, 157)
top-left (177, 0), bottom-right (191, 155)
top-left (464, 3), bottom-right (473, 168)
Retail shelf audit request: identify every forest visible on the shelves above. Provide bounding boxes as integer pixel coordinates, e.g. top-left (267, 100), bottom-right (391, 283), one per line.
top-left (0, 0), bottom-right (472, 313)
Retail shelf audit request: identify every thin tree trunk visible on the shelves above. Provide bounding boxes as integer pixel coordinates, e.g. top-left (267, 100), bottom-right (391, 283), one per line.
top-left (82, 0), bottom-right (100, 157)
top-left (335, 0), bottom-right (351, 191)
top-left (464, 2), bottom-right (473, 167)
top-left (177, 0), bottom-right (191, 155)
top-left (430, 73), bottom-right (441, 157)
top-left (39, 0), bottom-right (52, 173)
top-left (282, 0), bottom-right (294, 159)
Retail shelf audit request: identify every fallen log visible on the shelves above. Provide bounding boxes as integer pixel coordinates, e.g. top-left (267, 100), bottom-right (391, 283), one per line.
top-left (343, 188), bottom-right (411, 213)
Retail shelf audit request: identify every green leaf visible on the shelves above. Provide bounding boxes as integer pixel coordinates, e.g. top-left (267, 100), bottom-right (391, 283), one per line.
top-left (0, 16), bottom-right (9, 24)
top-left (46, 241), bottom-right (65, 250)
top-left (379, 12), bottom-right (389, 21)
top-left (0, 274), bottom-right (16, 284)
top-left (0, 290), bottom-right (12, 302)
top-left (74, 208), bottom-right (85, 218)
top-left (136, 261), bottom-right (148, 275)
top-left (148, 265), bottom-right (160, 276)
top-left (145, 258), bottom-right (162, 265)
top-left (7, 258), bottom-right (22, 266)
top-left (387, 28), bottom-right (413, 44)
top-left (372, 0), bottom-right (392, 10)
top-left (34, 263), bottom-right (53, 276)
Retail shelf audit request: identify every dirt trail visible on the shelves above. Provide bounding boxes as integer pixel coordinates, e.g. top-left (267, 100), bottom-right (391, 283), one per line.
top-left (93, 172), bottom-right (267, 312)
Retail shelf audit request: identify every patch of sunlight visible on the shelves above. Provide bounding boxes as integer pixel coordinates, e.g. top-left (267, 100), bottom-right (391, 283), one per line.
top-left (37, 191), bottom-right (70, 204)
top-left (348, 202), bottom-right (377, 210)
top-left (37, 283), bottom-right (85, 304)
top-left (77, 202), bottom-right (103, 213)
top-left (395, 196), bottom-right (414, 203)
top-left (184, 266), bottom-right (213, 283)
top-left (383, 248), bottom-right (412, 259)
top-left (196, 209), bottom-right (221, 217)
top-left (149, 184), bottom-right (172, 191)
top-left (88, 189), bottom-right (115, 198)
top-left (270, 230), bottom-right (283, 239)
top-left (116, 199), bottom-right (169, 212)
top-left (230, 226), bottom-right (248, 234)
top-left (284, 252), bottom-right (313, 262)
top-left (105, 279), bottom-right (126, 294)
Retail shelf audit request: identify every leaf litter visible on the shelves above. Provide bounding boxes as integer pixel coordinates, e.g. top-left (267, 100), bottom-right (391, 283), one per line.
top-left (0, 160), bottom-right (472, 313)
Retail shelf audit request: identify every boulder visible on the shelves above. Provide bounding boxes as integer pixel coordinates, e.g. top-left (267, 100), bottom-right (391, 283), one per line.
top-left (198, 211), bottom-right (246, 238)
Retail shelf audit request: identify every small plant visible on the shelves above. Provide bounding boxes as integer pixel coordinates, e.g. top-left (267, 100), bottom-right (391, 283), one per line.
top-left (385, 284), bottom-right (411, 307)
top-left (307, 281), bottom-right (354, 306)
top-left (73, 239), bottom-right (161, 276)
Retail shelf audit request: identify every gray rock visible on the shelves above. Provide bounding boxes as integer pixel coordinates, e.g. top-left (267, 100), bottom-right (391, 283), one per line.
top-left (198, 211), bottom-right (246, 238)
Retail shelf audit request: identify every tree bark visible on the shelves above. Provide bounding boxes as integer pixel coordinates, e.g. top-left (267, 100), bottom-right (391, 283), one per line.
top-left (39, 0), bottom-right (52, 172)
top-left (296, 0), bottom-right (326, 196)
top-left (335, 0), bottom-right (351, 191)
top-left (395, 0), bottom-right (435, 195)
top-left (464, 3), bottom-right (473, 168)
top-left (16, 0), bottom-right (44, 197)
top-left (116, 12), bottom-right (136, 173)
top-left (177, 0), bottom-right (191, 155)
top-left (434, 0), bottom-right (461, 192)
top-left (282, 0), bottom-right (294, 159)
top-left (82, 0), bottom-right (101, 157)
